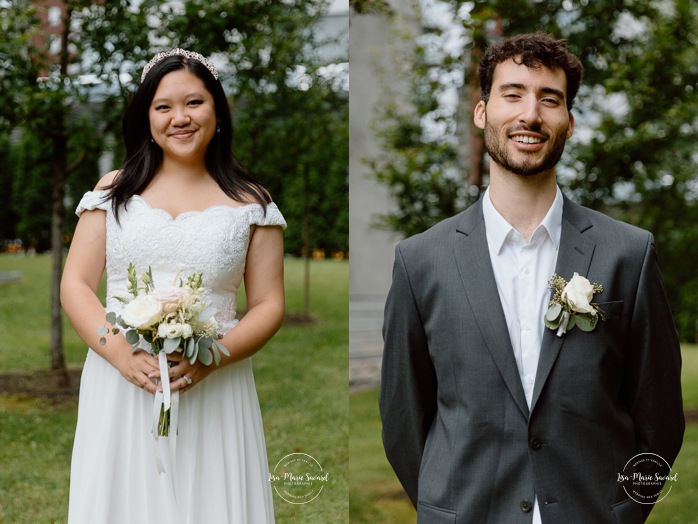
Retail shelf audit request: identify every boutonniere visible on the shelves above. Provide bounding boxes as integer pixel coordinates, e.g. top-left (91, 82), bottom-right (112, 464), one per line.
top-left (545, 272), bottom-right (605, 337)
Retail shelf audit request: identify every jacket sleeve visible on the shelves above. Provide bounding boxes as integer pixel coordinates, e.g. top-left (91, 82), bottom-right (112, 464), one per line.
top-left (379, 244), bottom-right (437, 508)
top-left (624, 235), bottom-right (684, 519)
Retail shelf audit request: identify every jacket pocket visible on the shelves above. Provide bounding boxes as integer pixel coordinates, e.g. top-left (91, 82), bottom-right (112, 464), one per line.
top-left (611, 497), bottom-right (643, 524)
top-left (418, 501), bottom-right (457, 523)
top-left (596, 300), bottom-right (623, 320)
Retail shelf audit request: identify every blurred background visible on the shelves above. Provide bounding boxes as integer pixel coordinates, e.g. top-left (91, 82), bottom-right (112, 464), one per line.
top-left (0, 1), bottom-right (349, 522)
top-left (349, 0), bottom-right (698, 522)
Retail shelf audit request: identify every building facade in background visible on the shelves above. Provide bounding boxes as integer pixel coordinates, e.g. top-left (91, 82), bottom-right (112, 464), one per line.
top-left (349, 2), bottom-right (420, 388)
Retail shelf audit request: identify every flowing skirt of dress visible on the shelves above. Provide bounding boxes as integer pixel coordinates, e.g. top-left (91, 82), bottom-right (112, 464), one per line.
top-left (68, 348), bottom-right (275, 523)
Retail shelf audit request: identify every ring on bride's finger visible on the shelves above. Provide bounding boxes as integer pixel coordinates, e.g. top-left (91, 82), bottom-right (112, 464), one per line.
top-left (182, 375), bottom-right (193, 385)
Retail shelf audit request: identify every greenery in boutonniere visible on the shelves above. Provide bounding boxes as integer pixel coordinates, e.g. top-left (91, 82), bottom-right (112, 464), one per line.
top-left (545, 272), bottom-right (605, 337)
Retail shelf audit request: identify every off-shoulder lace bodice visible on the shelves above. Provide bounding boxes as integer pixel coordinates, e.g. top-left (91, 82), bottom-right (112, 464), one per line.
top-left (76, 190), bottom-right (286, 333)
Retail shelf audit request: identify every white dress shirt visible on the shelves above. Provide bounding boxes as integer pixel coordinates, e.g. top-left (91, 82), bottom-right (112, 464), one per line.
top-left (482, 186), bottom-right (563, 524)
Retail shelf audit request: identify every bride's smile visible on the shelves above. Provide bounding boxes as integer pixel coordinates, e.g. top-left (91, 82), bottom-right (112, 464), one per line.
top-left (148, 69), bottom-right (217, 162)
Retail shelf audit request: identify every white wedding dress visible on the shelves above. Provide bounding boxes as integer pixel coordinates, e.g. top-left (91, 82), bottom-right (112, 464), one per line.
top-left (68, 190), bottom-right (285, 524)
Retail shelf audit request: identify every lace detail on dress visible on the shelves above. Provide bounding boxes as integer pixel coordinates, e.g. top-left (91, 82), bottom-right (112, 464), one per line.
top-left (73, 190), bottom-right (286, 334)
top-left (75, 190), bottom-right (110, 216)
top-left (248, 202), bottom-right (286, 229)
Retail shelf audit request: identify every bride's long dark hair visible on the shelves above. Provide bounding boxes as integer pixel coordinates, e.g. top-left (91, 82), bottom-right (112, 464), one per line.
top-left (105, 53), bottom-right (270, 221)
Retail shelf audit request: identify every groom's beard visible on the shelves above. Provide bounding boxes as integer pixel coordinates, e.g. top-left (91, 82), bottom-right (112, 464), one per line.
top-left (483, 119), bottom-right (569, 177)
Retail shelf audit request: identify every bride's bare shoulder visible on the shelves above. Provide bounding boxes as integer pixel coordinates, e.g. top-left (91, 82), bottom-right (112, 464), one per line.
top-left (94, 170), bottom-right (120, 190)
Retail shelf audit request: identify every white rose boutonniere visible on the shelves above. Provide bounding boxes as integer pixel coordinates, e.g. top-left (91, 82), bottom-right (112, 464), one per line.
top-left (545, 272), bottom-right (605, 337)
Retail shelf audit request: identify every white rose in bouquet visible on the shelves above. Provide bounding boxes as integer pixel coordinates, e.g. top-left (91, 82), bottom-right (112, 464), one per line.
top-left (121, 295), bottom-right (163, 329)
top-left (153, 285), bottom-right (183, 314)
top-left (158, 322), bottom-right (184, 339)
top-left (561, 272), bottom-right (595, 314)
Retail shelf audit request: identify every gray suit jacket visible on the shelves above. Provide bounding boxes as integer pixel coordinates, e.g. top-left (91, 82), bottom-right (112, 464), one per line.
top-left (380, 195), bottom-right (684, 524)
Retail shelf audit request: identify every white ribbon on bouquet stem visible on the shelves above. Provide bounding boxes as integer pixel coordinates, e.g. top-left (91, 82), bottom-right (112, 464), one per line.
top-left (152, 351), bottom-right (180, 521)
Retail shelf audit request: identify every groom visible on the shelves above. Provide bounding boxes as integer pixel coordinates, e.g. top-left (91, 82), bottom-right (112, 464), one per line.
top-left (379, 32), bottom-right (684, 524)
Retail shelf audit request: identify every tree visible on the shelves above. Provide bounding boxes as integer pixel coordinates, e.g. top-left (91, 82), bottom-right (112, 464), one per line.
top-left (234, 72), bottom-right (349, 257)
top-left (0, 135), bottom-right (19, 243)
top-left (235, 71), bottom-right (348, 317)
top-left (567, 0), bottom-right (698, 340)
top-left (0, 0), bottom-right (98, 384)
top-left (362, 0), bottom-right (698, 339)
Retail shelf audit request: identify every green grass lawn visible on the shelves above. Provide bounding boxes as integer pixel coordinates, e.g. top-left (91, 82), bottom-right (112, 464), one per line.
top-left (350, 346), bottom-right (698, 523)
top-left (0, 254), bottom-right (101, 372)
top-left (349, 389), bottom-right (416, 524)
top-left (0, 254), bottom-right (348, 523)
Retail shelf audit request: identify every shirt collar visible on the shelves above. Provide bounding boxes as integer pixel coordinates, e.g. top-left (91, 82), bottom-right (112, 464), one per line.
top-left (482, 186), bottom-right (563, 254)
top-left (539, 186), bottom-right (563, 250)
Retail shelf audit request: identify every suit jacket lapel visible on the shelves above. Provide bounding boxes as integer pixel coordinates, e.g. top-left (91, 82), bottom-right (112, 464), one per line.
top-left (531, 196), bottom-right (596, 412)
top-left (453, 200), bottom-right (530, 419)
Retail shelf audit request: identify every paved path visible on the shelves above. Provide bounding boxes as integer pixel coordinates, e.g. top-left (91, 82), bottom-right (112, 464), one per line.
top-left (350, 354), bottom-right (382, 392)
top-left (0, 271), bottom-right (21, 284)
top-left (349, 298), bottom-right (384, 392)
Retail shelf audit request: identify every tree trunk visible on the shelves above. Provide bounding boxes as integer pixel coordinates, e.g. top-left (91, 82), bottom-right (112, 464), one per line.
top-left (50, 133), bottom-right (68, 385)
top-left (49, 5), bottom-right (72, 387)
top-left (303, 166), bottom-right (311, 319)
top-left (466, 18), bottom-right (503, 202)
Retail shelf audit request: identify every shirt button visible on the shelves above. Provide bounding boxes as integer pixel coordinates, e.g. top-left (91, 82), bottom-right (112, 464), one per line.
top-left (520, 500), bottom-right (533, 513)
top-left (522, 321), bottom-right (531, 331)
top-left (523, 267), bottom-right (531, 276)
top-left (525, 375), bottom-right (534, 385)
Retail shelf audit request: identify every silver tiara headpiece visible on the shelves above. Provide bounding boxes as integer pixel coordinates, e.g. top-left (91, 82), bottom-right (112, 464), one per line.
top-left (140, 48), bottom-right (219, 83)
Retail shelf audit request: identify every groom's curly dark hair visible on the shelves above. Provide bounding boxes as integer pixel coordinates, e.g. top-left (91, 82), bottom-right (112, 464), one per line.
top-left (478, 32), bottom-right (584, 111)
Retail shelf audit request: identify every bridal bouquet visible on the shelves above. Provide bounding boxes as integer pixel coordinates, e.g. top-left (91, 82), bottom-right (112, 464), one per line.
top-left (98, 263), bottom-right (229, 435)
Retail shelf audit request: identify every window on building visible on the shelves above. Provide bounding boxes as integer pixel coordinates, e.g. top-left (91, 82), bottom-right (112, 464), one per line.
top-left (49, 35), bottom-right (62, 55)
top-left (48, 6), bottom-right (62, 27)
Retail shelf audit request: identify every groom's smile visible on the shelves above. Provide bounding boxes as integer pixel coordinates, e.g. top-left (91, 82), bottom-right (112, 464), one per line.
top-left (474, 58), bottom-right (574, 178)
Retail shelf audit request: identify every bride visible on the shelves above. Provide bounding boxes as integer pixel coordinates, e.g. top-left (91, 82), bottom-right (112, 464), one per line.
top-left (61, 49), bottom-right (285, 523)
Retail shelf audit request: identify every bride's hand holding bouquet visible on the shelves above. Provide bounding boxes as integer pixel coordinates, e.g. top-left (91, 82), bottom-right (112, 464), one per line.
top-left (100, 264), bottom-right (229, 364)
top-left (99, 263), bottom-right (229, 436)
